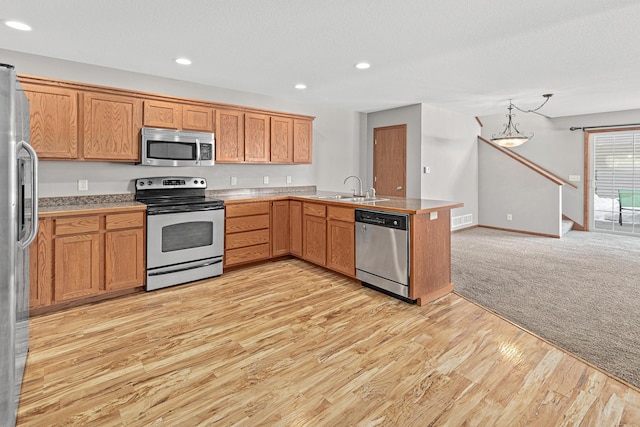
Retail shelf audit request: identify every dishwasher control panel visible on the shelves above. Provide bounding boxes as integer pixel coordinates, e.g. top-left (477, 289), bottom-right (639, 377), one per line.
top-left (355, 209), bottom-right (408, 230)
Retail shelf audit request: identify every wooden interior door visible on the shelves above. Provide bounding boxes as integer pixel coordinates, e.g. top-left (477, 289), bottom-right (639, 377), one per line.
top-left (373, 125), bottom-right (406, 197)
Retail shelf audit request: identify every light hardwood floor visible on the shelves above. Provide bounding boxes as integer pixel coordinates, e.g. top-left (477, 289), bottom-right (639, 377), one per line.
top-left (17, 259), bottom-right (640, 426)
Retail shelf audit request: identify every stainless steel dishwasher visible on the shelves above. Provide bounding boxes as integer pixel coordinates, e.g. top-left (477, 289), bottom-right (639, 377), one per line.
top-left (355, 209), bottom-right (414, 303)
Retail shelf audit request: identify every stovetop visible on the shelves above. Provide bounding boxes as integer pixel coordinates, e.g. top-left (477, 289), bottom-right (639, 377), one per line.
top-left (135, 176), bottom-right (224, 214)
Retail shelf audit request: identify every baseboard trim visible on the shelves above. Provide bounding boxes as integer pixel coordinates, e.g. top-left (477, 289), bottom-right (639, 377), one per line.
top-left (479, 225), bottom-right (561, 239)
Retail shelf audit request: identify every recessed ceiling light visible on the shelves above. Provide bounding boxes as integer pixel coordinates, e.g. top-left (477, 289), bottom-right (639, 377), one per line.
top-left (355, 62), bottom-right (371, 70)
top-left (294, 83), bottom-right (307, 90)
top-left (5, 20), bottom-right (32, 31)
top-left (175, 58), bottom-right (192, 65)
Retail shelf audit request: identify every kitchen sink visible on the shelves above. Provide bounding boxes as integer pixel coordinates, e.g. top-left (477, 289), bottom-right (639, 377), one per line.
top-left (311, 195), bottom-right (352, 200)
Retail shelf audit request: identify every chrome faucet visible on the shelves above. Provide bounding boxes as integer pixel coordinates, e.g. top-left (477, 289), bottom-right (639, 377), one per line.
top-left (343, 175), bottom-right (364, 197)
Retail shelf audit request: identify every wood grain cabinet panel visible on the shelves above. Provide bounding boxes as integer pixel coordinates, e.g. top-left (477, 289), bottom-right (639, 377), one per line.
top-left (244, 113), bottom-right (270, 163)
top-left (143, 100), bottom-right (182, 129)
top-left (215, 109), bottom-right (244, 162)
top-left (21, 83), bottom-right (78, 159)
top-left (271, 201), bottom-right (290, 257)
top-left (303, 215), bottom-right (327, 266)
top-left (82, 92), bottom-right (142, 161)
top-left (29, 219), bottom-right (53, 309)
top-left (271, 116), bottom-right (293, 163)
top-left (289, 201), bottom-right (302, 257)
top-left (105, 228), bottom-right (144, 291)
top-left (224, 201), bottom-right (271, 267)
top-left (293, 119), bottom-right (312, 163)
top-left (54, 233), bottom-right (101, 302)
top-left (327, 219), bottom-right (355, 277)
top-left (182, 105), bottom-right (214, 132)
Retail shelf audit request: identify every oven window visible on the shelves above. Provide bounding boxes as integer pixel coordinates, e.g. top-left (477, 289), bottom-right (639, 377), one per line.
top-left (162, 221), bottom-right (213, 252)
top-left (148, 141), bottom-right (196, 160)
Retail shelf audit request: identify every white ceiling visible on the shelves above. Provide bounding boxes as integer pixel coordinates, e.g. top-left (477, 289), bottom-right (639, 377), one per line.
top-left (2, 0), bottom-right (640, 118)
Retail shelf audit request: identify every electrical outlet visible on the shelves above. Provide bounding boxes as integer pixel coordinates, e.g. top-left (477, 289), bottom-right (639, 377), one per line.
top-left (230, 176), bottom-right (237, 186)
top-left (78, 179), bottom-right (89, 191)
top-left (569, 175), bottom-right (581, 182)
top-left (286, 175), bottom-right (292, 184)
top-left (506, 213), bottom-right (513, 221)
top-left (263, 176), bottom-right (269, 184)
top-left (424, 166), bottom-right (431, 174)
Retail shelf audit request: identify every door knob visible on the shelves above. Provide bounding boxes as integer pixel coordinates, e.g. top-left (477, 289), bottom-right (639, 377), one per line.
top-left (396, 186), bottom-right (402, 191)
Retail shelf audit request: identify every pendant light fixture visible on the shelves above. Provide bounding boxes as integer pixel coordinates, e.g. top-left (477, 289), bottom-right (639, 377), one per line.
top-left (491, 94), bottom-right (553, 148)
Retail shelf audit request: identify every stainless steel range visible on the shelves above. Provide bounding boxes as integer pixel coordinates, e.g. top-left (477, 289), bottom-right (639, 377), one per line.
top-left (135, 177), bottom-right (224, 291)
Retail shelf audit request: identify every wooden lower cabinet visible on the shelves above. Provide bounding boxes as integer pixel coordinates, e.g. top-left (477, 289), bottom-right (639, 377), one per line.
top-left (326, 206), bottom-right (355, 277)
top-left (54, 233), bottom-right (101, 301)
top-left (225, 201), bottom-right (271, 267)
top-left (29, 209), bottom-right (146, 310)
top-left (289, 201), bottom-right (302, 257)
top-left (302, 203), bottom-right (327, 266)
top-left (271, 200), bottom-right (290, 257)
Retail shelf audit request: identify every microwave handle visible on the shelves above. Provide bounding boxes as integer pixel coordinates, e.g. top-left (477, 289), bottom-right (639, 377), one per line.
top-left (196, 140), bottom-right (201, 162)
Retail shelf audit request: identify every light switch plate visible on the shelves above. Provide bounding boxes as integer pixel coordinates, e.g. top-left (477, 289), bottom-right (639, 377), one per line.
top-left (569, 175), bottom-right (581, 182)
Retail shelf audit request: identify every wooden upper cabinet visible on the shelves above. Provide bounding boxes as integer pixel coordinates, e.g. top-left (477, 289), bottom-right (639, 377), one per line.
top-left (143, 100), bottom-right (182, 129)
top-left (82, 92), bottom-right (142, 161)
top-left (271, 116), bottom-right (293, 163)
top-left (21, 83), bottom-right (78, 159)
top-left (183, 105), bottom-right (215, 132)
top-left (244, 113), bottom-right (270, 163)
top-left (215, 109), bottom-right (244, 162)
top-left (293, 119), bottom-right (312, 164)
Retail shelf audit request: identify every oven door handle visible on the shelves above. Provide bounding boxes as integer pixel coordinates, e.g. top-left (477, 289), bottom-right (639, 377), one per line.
top-left (148, 259), bottom-right (222, 276)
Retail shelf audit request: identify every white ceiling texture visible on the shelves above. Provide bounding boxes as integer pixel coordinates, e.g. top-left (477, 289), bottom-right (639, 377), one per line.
top-left (1, 0), bottom-right (639, 117)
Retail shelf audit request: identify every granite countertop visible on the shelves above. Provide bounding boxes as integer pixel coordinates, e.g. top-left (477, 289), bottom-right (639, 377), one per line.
top-left (37, 186), bottom-right (462, 216)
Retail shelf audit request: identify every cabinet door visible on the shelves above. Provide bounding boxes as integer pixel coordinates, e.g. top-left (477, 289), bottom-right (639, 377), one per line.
top-left (54, 233), bottom-right (101, 302)
top-left (29, 219), bottom-right (53, 308)
top-left (303, 215), bottom-right (326, 266)
top-left (271, 200), bottom-right (290, 257)
top-left (21, 83), bottom-right (78, 159)
top-left (183, 105), bottom-right (215, 132)
top-left (244, 113), bottom-right (270, 163)
top-left (82, 92), bottom-right (142, 161)
top-left (293, 119), bottom-right (312, 164)
top-left (143, 100), bottom-right (182, 129)
top-left (270, 116), bottom-right (293, 163)
top-left (327, 220), bottom-right (355, 276)
top-left (105, 228), bottom-right (144, 291)
top-left (289, 201), bottom-right (303, 257)
top-left (215, 109), bottom-right (244, 162)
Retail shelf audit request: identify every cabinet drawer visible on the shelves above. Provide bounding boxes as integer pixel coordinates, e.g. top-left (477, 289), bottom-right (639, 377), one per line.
top-left (226, 229), bottom-right (270, 250)
top-left (226, 214), bottom-right (270, 233)
top-left (225, 243), bottom-right (270, 266)
top-left (226, 202), bottom-right (270, 217)
top-left (55, 216), bottom-right (100, 236)
top-left (328, 206), bottom-right (354, 222)
top-left (303, 203), bottom-right (326, 217)
top-left (106, 212), bottom-right (145, 230)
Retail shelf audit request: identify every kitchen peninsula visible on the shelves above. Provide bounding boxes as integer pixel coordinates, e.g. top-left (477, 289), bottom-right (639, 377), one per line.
top-left (32, 188), bottom-right (462, 312)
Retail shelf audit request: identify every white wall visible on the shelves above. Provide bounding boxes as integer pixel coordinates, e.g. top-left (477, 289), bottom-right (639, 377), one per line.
top-left (478, 142), bottom-right (562, 236)
top-left (420, 104), bottom-right (479, 226)
top-left (479, 108), bottom-right (640, 227)
top-left (2, 48), bottom-right (361, 197)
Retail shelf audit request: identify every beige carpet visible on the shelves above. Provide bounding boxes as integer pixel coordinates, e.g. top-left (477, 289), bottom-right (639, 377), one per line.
top-left (451, 227), bottom-right (640, 388)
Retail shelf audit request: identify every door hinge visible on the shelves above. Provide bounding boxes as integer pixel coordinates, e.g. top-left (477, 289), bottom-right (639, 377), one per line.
top-left (374, 139), bottom-right (377, 145)
top-left (374, 176), bottom-right (377, 182)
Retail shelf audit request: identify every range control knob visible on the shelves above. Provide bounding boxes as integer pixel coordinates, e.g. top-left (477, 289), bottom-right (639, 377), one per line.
top-left (194, 179), bottom-right (198, 184)
top-left (200, 180), bottom-right (205, 185)
top-left (147, 180), bottom-right (152, 186)
top-left (138, 181), bottom-right (144, 186)
top-left (393, 220), bottom-right (398, 226)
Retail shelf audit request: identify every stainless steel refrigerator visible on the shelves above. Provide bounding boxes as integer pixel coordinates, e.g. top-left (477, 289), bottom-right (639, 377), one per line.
top-left (0, 63), bottom-right (38, 427)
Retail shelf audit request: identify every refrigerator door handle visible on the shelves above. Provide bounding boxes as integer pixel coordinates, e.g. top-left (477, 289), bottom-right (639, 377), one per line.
top-left (17, 140), bottom-right (38, 248)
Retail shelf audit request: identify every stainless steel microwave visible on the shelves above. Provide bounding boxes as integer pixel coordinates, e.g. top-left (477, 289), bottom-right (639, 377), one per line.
top-left (139, 127), bottom-right (215, 166)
